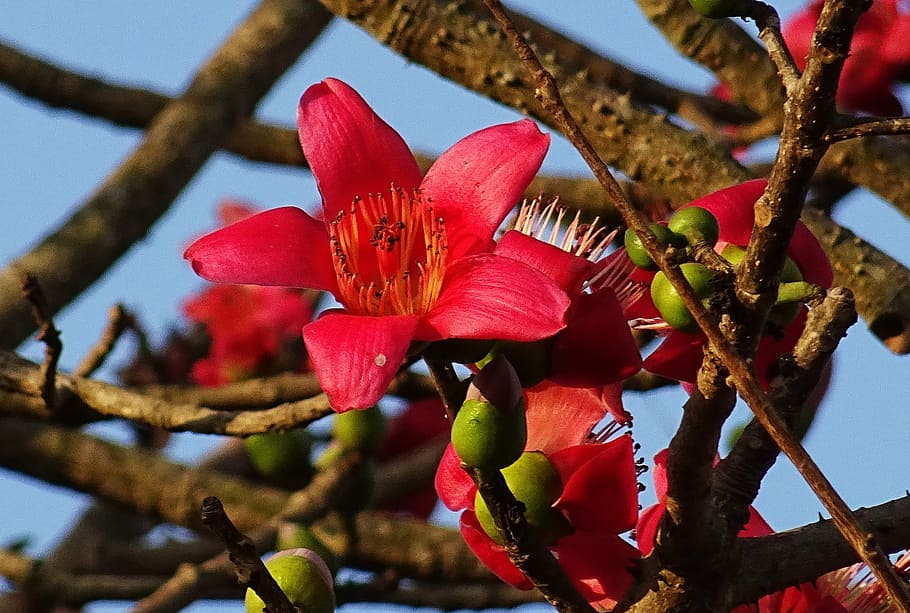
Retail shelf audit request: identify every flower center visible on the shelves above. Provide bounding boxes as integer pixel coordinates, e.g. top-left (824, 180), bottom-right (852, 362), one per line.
top-left (329, 185), bottom-right (448, 317)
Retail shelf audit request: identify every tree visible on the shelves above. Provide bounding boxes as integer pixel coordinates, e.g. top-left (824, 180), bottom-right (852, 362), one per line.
top-left (1, 1), bottom-right (909, 611)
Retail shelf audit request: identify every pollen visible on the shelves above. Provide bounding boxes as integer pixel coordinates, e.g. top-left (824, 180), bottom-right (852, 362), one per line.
top-left (329, 184), bottom-right (448, 317)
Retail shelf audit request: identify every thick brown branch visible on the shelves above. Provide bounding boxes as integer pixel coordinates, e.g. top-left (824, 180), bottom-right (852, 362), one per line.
top-left (734, 495), bottom-right (910, 605)
top-left (0, 0), bottom-right (333, 348)
top-left (715, 287), bottom-right (857, 532)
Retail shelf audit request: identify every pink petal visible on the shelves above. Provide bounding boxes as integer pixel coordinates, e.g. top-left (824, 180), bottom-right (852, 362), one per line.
top-left (298, 79), bottom-right (423, 221)
top-left (418, 254), bottom-right (569, 342)
top-left (459, 511), bottom-right (534, 590)
top-left (495, 231), bottom-right (594, 295)
top-left (302, 310), bottom-right (418, 412)
top-left (642, 330), bottom-right (706, 385)
top-left (420, 120), bottom-right (549, 260)
top-left (434, 444), bottom-right (477, 511)
top-left (688, 179), bottom-right (767, 247)
top-left (556, 532), bottom-right (639, 606)
top-left (217, 200), bottom-right (259, 225)
top-left (550, 290), bottom-right (643, 386)
top-left (740, 507), bottom-right (774, 538)
top-left (634, 503), bottom-right (664, 556)
top-left (184, 207), bottom-right (338, 293)
top-left (554, 436), bottom-right (638, 534)
top-left (600, 383), bottom-right (632, 426)
top-left (524, 383), bottom-right (608, 453)
top-left (790, 224), bottom-right (833, 287)
top-left (652, 448), bottom-right (669, 501)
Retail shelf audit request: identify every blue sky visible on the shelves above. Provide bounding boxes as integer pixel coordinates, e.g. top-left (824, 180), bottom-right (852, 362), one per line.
top-left (1, 3), bottom-right (908, 611)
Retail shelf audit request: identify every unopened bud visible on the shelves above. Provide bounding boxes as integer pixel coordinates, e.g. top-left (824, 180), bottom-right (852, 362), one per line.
top-left (466, 355), bottom-right (524, 412)
top-left (245, 548), bottom-right (335, 613)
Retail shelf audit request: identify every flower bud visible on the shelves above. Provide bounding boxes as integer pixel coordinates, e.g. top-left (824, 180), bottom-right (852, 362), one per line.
top-left (650, 263), bottom-right (714, 332)
top-left (466, 354), bottom-right (524, 412)
top-left (668, 206), bottom-right (720, 247)
top-left (245, 548), bottom-right (335, 613)
top-left (451, 399), bottom-right (526, 470)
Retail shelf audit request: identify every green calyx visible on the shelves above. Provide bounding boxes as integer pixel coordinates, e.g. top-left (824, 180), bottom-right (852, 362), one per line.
top-left (474, 451), bottom-right (571, 545)
top-left (624, 223), bottom-right (683, 270)
top-left (451, 398), bottom-right (527, 470)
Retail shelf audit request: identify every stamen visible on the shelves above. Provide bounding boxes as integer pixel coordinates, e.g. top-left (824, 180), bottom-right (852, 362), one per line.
top-left (587, 250), bottom-right (647, 310)
top-left (329, 184), bottom-right (448, 317)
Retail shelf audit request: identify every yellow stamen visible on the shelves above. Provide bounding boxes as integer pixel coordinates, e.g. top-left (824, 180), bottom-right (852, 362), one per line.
top-left (329, 185), bottom-right (448, 317)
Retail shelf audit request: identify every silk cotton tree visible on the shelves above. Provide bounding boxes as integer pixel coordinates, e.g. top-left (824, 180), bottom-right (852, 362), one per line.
top-left (1, 2), bottom-right (910, 613)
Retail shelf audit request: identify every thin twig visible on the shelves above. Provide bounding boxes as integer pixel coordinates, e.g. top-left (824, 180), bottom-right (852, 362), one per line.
top-left (74, 303), bottom-right (135, 377)
top-left (201, 496), bottom-right (297, 613)
top-left (20, 274), bottom-right (61, 411)
top-left (747, 2), bottom-right (801, 94)
top-left (825, 116), bottom-right (910, 143)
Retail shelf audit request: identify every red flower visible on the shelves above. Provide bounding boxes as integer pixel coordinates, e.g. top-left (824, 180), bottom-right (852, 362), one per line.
top-left (637, 180), bottom-right (833, 386)
top-left (183, 284), bottom-right (314, 386)
top-left (494, 200), bottom-right (644, 423)
top-left (185, 78), bottom-right (570, 411)
top-left (436, 383), bottom-right (640, 608)
top-left (183, 201), bottom-right (314, 386)
top-left (783, 0), bottom-right (910, 116)
top-left (375, 397), bottom-right (450, 518)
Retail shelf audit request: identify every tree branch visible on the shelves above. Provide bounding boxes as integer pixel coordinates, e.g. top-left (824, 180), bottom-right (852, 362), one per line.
top-left (0, 0), bottom-right (333, 348)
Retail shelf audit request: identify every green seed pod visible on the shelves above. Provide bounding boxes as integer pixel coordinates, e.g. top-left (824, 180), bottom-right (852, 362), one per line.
top-left (333, 405), bottom-right (385, 452)
top-left (474, 451), bottom-right (571, 545)
top-left (245, 549), bottom-right (335, 613)
top-left (650, 262), bottom-right (714, 332)
top-left (276, 523), bottom-right (339, 576)
top-left (451, 399), bottom-right (527, 470)
top-left (245, 430), bottom-right (313, 487)
top-left (668, 206), bottom-right (720, 247)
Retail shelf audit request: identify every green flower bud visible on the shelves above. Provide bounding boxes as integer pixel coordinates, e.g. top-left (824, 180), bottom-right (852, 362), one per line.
top-left (623, 223), bottom-right (682, 270)
top-left (245, 548), bottom-right (335, 613)
top-left (651, 263), bottom-right (714, 332)
top-left (668, 206), bottom-right (720, 247)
